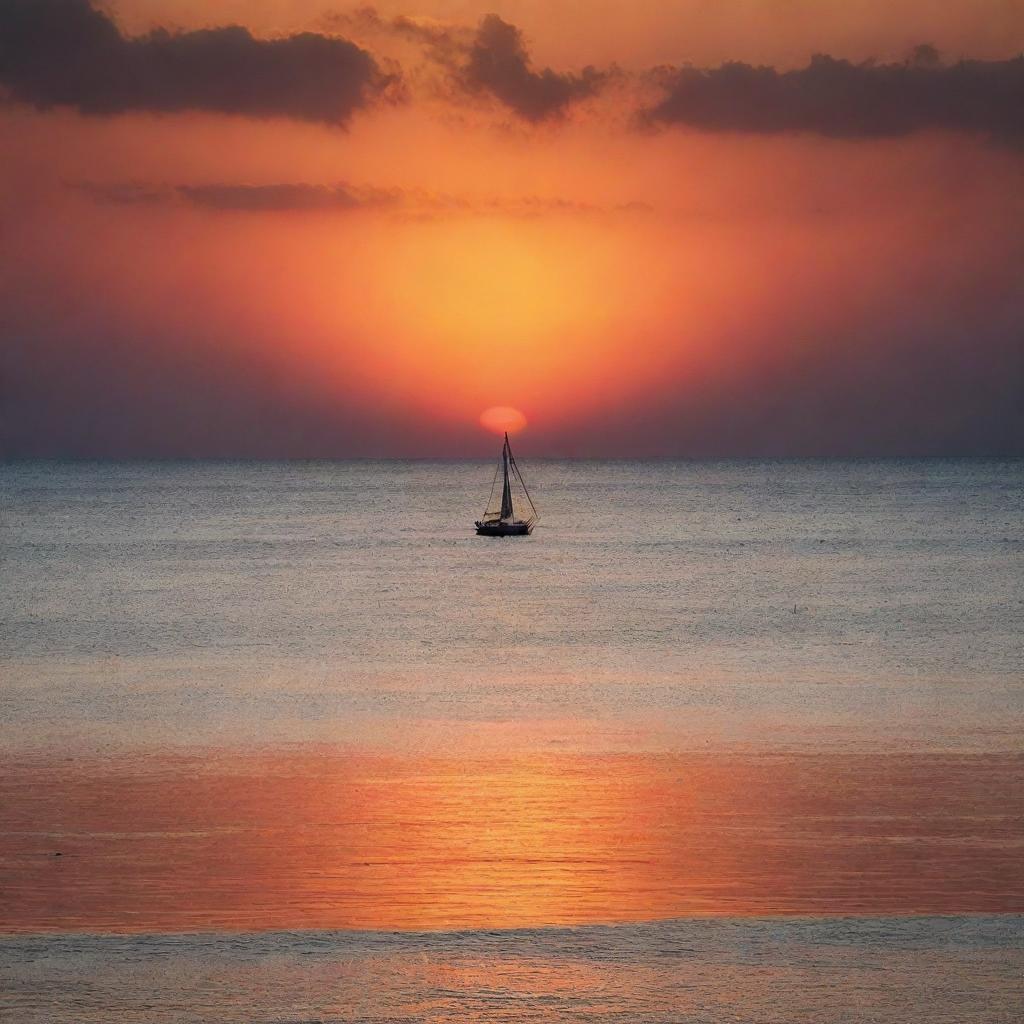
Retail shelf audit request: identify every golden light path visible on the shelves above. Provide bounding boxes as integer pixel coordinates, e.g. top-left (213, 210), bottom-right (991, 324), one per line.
top-left (2, 745), bottom-right (1022, 932)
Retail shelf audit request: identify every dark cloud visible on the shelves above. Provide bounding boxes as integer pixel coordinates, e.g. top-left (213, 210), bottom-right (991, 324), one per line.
top-left (78, 181), bottom-right (397, 211)
top-left (81, 180), bottom-right (406, 212)
top-left (178, 183), bottom-right (386, 212)
top-left (457, 14), bottom-right (608, 121)
top-left (78, 180), bottom-right (650, 218)
top-left (0, 0), bottom-right (392, 124)
top-left (2, 2), bottom-right (1021, 141)
top-left (645, 49), bottom-right (1024, 143)
top-left (334, 8), bottom-right (609, 121)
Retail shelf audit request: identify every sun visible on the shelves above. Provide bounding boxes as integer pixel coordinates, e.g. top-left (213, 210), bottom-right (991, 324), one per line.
top-left (479, 406), bottom-right (527, 435)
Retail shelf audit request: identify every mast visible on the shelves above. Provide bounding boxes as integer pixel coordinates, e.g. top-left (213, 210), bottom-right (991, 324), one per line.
top-left (499, 432), bottom-right (514, 520)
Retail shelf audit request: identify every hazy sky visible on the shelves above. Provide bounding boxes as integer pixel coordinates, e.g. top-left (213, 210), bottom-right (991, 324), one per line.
top-left (1, 0), bottom-right (1022, 456)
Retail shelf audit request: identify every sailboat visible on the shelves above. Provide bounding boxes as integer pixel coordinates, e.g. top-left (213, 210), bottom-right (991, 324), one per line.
top-left (475, 432), bottom-right (539, 536)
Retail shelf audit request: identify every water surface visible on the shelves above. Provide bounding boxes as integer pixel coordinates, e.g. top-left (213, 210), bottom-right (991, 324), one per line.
top-left (1, 460), bottom-right (1022, 1019)
top-left (3, 459), bottom-right (1021, 754)
top-left (3, 918), bottom-right (1022, 1024)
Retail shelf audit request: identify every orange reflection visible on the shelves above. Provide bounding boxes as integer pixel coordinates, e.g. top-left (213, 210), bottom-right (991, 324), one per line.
top-left (1, 749), bottom-right (1022, 932)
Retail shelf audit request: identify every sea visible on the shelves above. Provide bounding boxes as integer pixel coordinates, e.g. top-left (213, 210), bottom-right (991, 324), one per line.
top-left (1, 459), bottom-right (1022, 1022)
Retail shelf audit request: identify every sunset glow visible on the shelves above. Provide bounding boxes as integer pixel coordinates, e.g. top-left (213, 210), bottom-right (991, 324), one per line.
top-left (0, 0), bottom-right (1021, 456)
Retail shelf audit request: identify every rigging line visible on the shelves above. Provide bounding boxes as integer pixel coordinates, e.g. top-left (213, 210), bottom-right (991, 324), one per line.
top-left (507, 449), bottom-right (539, 519)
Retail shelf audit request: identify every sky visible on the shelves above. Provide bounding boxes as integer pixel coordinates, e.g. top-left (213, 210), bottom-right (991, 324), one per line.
top-left (1, 0), bottom-right (1022, 457)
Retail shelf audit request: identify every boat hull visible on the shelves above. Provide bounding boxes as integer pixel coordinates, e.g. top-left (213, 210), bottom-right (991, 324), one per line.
top-left (475, 520), bottom-right (533, 537)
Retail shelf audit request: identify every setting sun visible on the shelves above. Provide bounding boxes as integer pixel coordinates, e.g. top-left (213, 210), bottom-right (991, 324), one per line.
top-left (480, 406), bottom-right (528, 434)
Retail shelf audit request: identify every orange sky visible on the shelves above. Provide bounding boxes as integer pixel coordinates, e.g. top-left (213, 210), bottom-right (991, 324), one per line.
top-left (1, 0), bottom-right (1022, 455)
top-left (120, 0), bottom-right (1024, 67)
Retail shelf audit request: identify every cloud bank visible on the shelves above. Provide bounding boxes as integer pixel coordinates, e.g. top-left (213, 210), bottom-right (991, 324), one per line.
top-left (0, 0), bottom-right (390, 124)
top-left (646, 48), bottom-right (1024, 143)
top-left (1, 1), bottom-right (1021, 141)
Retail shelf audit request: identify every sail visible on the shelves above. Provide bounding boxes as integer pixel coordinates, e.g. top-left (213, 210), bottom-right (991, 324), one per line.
top-left (480, 433), bottom-right (539, 526)
top-left (500, 442), bottom-right (514, 520)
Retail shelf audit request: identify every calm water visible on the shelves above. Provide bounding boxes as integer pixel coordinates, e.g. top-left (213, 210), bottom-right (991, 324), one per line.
top-left (1, 460), bottom-right (1022, 1021)
top-left (3, 918), bottom-right (1023, 1024)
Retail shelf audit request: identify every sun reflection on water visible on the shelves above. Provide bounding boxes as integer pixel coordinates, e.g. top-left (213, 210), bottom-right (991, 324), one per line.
top-left (1, 744), bottom-right (1022, 932)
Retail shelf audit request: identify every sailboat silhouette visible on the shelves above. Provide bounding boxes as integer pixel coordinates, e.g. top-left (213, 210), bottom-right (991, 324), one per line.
top-left (475, 432), bottom-right (539, 536)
